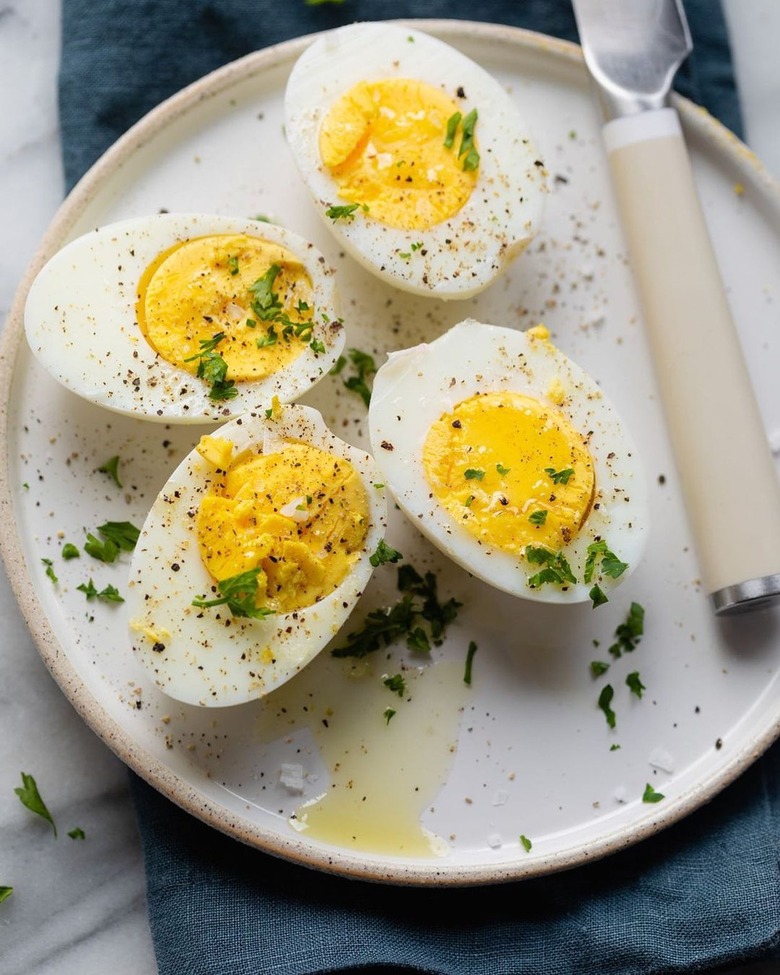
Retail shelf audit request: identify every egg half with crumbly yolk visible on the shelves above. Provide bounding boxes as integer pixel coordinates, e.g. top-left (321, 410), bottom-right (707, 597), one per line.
top-left (126, 403), bottom-right (388, 707)
top-left (24, 213), bottom-right (345, 423)
top-left (284, 22), bottom-right (547, 299)
top-left (368, 320), bottom-right (648, 605)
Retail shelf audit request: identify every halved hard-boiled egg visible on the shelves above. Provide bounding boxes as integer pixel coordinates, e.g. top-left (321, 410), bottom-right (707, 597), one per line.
top-left (368, 321), bottom-right (648, 605)
top-left (126, 402), bottom-right (388, 706)
top-left (24, 213), bottom-right (345, 423)
top-left (284, 22), bottom-right (547, 299)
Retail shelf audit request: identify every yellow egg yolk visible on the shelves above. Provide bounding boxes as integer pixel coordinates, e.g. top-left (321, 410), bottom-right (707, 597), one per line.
top-left (319, 79), bottom-right (478, 230)
top-left (422, 391), bottom-right (595, 555)
top-left (136, 234), bottom-right (314, 382)
top-left (195, 438), bottom-right (370, 614)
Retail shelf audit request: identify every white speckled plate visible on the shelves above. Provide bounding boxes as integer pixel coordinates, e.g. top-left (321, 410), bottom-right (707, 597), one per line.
top-left (1, 21), bottom-right (779, 886)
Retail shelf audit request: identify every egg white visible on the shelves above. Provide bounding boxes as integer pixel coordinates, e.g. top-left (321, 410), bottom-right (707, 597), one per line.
top-left (126, 404), bottom-right (388, 707)
top-left (23, 213), bottom-right (345, 423)
top-left (367, 320), bottom-right (648, 604)
top-left (284, 22), bottom-right (547, 299)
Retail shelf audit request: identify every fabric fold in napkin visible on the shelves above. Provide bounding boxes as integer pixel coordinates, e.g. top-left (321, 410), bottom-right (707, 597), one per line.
top-left (58, 1), bottom-right (778, 972)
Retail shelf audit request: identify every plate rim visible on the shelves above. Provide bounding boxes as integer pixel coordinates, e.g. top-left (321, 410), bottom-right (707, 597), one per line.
top-left (1, 18), bottom-right (779, 887)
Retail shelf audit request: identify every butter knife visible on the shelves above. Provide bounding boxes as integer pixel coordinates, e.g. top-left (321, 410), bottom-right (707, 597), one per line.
top-left (571, 0), bottom-right (780, 614)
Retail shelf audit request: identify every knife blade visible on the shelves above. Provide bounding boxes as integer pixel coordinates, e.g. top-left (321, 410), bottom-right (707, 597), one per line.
top-left (571, 0), bottom-right (780, 614)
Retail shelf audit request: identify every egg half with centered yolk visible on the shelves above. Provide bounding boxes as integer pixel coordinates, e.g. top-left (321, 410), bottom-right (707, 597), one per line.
top-left (284, 22), bottom-right (547, 299)
top-left (126, 402), bottom-right (388, 706)
top-left (24, 213), bottom-right (345, 423)
top-left (368, 321), bottom-right (648, 605)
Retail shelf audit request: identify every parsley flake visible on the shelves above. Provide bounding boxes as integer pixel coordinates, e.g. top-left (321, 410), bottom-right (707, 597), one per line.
top-left (464, 468), bottom-right (485, 481)
top-left (42, 558), bottom-right (58, 584)
top-left (545, 467), bottom-right (574, 485)
top-left (0, 887), bottom-right (12, 904)
top-left (192, 567), bottom-right (275, 620)
top-left (626, 671), bottom-right (646, 698)
top-left (97, 455), bottom-right (122, 488)
top-left (326, 202), bottom-right (366, 221)
top-left (519, 834), bottom-right (533, 852)
top-left (370, 539), bottom-right (403, 567)
top-left (597, 684), bottom-right (616, 729)
top-left (464, 640), bottom-right (478, 685)
top-left (642, 783), bottom-right (664, 803)
top-left (529, 509), bottom-right (547, 526)
top-left (14, 772), bottom-right (57, 837)
top-left (68, 827), bottom-right (86, 840)
top-left (383, 674), bottom-right (406, 697)
top-left (383, 707), bottom-right (397, 725)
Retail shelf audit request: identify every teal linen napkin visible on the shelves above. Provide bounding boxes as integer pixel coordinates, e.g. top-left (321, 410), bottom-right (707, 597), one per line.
top-left (58, 2), bottom-right (779, 973)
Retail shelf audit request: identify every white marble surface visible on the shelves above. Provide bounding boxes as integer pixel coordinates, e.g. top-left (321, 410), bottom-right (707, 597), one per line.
top-left (0, 2), bottom-right (778, 972)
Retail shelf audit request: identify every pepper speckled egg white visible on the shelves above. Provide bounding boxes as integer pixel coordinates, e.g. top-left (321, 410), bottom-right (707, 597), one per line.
top-left (368, 320), bottom-right (648, 605)
top-left (126, 403), bottom-right (388, 707)
top-left (23, 212), bottom-right (345, 423)
top-left (284, 22), bottom-right (547, 299)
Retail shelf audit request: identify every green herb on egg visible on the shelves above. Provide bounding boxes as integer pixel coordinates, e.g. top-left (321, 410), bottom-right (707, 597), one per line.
top-left (184, 332), bottom-right (237, 402)
top-left (192, 567), bottom-right (276, 620)
top-left (326, 202), bottom-right (366, 221)
top-left (62, 542), bottom-right (80, 560)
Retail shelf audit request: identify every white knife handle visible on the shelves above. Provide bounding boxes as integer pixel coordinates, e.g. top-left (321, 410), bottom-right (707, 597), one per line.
top-left (603, 107), bottom-right (780, 613)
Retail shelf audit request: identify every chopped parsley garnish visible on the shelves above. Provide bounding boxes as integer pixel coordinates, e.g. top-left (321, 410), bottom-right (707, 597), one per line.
top-left (248, 265), bottom-right (284, 321)
top-left (42, 558), bottom-right (57, 584)
top-left (597, 684), bottom-right (616, 729)
top-left (326, 202), bottom-right (366, 221)
top-left (334, 348), bottom-right (377, 407)
top-left (383, 673), bottom-right (406, 697)
top-left (14, 772), bottom-right (56, 837)
top-left (626, 671), bottom-right (645, 698)
top-left (590, 660), bottom-right (610, 678)
top-left (227, 254), bottom-right (240, 276)
top-left (496, 463), bottom-right (511, 476)
top-left (77, 579), bottom-right (124, 603)
top-left (642, 783), bottom-right (664, 803)
top-left (458, 108), bottom-right (480, 171)
top-left (332, 564), bottom-right (461, 658)
top-left (589, 584), bottom-right (609, 608)
top-left (525, 545), bottom-right (576, 589)
top-left (545, 466), bottom-right (574, 485)
top-left (0, 887), bottom-right (12, 904)
top-left (519, 834), bottom-right (533, 852)
top-left (584, 539), bottom-right (628, 584)
top-left (370, 539), bottom-right (403, 567)
top-left (68, 827), bottom-right (86, 840)
top-left (256, 325), bottom-right (278, 347)
top-left (609, 601), bottom-right (645, 658)
top-left (383, 707), bottom-right (397, 724)
top-left (464, 468), bottom-right (485, 481)
top-left (463, 640), bottom-right (478, 685)
top-left (97, 455), bottom-right (122, 488)
top-left (184, 332), bottom-right (237, 402)
top-left (192, 567), bottom-right (275, 620)
top-left (444, 109), bottom-right (480, 170)
top-left (62, 542), bottom-right (80, 560)
top-left (529, 509), bottom-right (547, 526)
top-left (84, 521), bottom-right (140, 563)
top-left (444, 111), bottom-right (462, 149)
